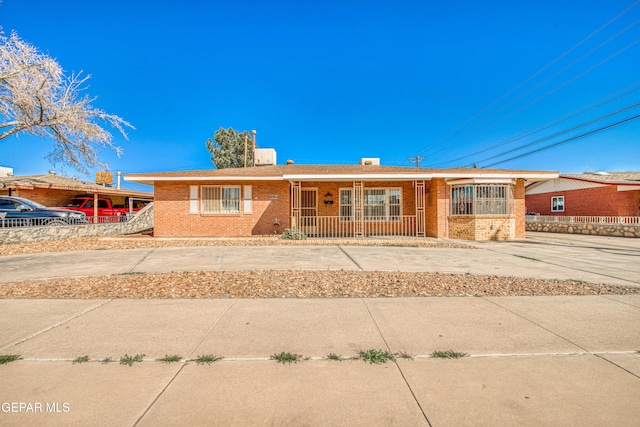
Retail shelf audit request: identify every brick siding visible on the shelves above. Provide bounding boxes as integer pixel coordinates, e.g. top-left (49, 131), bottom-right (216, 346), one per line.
top-left (154, 180), bottom-right (291, 237)
top-left (526, 186), bottom-right (640, 216)
top-left (425, 178), bottom-right (449, 238)
top-left (154, 178), bottom-right (529, 240)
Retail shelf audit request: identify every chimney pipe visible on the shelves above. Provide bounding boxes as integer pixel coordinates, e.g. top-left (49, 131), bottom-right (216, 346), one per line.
top-left (117, 171), bottom-right (122, 189)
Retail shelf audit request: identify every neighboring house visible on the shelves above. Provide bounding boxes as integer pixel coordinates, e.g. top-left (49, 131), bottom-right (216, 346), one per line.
top-left (126, 161), bottom-right (557, 241)
top-left (0, 172), bottom-right (153, 212)
top-left (525, 172), bottom-right (640, 217)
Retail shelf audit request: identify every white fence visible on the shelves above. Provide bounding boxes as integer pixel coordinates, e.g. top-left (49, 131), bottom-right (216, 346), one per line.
top-left (526, 215), bottom-right (640, 225)
top-left (298, 215), bottom-right (417, 237)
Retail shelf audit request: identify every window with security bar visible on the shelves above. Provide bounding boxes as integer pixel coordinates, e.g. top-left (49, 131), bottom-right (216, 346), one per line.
top-left (339, 188), bottom-right (402, 221)
top-left (201, 186), bottom-right (241, 214)
top-left (450, 184), bottom-right (513, 215)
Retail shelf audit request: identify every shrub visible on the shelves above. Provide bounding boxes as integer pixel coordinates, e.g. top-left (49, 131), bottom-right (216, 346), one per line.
top-left (280, 228), bottom-right (307, 240)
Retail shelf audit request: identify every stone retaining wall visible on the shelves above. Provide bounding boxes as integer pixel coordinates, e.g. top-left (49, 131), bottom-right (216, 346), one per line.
top-left (526, 220), bottom-right (640, 238)
top-left (0, 203), bottom-right (154, 245)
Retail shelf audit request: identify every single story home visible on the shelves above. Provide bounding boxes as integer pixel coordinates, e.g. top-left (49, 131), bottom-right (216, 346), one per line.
top-left (525, 172), bottom-right (640, 217)
top-left (125, 161), bottom-right (557, 240)
top-left (0, 171), bottom-right (153, 210)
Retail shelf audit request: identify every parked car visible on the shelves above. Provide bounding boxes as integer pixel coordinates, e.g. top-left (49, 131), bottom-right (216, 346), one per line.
top-left (0, 196), bottom-right (86, 227)
top-left (57, 197), bottom-right (142, 222)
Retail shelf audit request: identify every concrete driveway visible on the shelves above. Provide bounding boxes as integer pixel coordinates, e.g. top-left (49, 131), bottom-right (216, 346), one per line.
top-left (0, 232), bottom-right (638, 287)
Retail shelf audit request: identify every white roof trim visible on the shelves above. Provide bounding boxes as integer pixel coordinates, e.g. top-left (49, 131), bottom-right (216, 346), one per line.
top-left (125, 171), bottom-right (559, 184)
top-left (283, 173), bottom-right (432, 181)
top-left (124, 176), bottom-right (282, 183)
top-left (525, 178), bottom-right (606, 195)
top-left (446, 178), bottom-right (515, 185)
top-left (440, 172), bottom-right (558, 180)
top-left (618, 185), bottom-right (640, 192)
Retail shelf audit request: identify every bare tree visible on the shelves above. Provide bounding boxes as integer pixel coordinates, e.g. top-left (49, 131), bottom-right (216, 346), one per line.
top-left (0, 31), bottom-right (133, 172)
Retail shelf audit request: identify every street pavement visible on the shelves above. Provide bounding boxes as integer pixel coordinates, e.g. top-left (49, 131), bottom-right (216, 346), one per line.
top-left (0, 232), bottom-right (639, 426)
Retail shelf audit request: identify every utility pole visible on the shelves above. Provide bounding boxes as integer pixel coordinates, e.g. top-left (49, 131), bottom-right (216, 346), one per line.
top-left (244, 134), bottom-right (248, 168)
top-left (408, 155), bottom-right (426, 168)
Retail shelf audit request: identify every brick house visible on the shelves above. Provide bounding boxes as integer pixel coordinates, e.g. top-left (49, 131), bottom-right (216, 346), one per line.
top-left (126, 162), bottom-right (557, 241)
top-left (525, 172), bottom-right (640, 217)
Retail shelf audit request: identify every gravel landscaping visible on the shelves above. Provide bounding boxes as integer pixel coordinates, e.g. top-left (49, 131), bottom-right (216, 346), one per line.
top-left (0, 235), bottom-right (473, 256)
top-left (1, 236), bottom-right (638, 298)
top-left (1, 270), bottom-right (638, 299)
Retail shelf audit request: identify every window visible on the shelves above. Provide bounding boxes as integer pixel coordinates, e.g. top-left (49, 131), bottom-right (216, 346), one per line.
top-left (339, 188), bottom-right (401, 221)
top-left (201, 186), bottom-right (240, 214)
top-left (551, 196), bottom-right (564, 212)
top-left (0, 199), bottom-right (20, 210)
top-left (339, 189), bottom-right (352, 220)
top-left (450, 184), bottom-right (513, 215)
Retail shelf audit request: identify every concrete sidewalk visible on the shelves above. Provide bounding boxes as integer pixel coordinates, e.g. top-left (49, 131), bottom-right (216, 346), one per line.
top-left (1, 233), bottom-right (639, 425)
top-left (0, 232), bottom-right (639, 287)
top-left (1, 296), bottom-right (639, 426)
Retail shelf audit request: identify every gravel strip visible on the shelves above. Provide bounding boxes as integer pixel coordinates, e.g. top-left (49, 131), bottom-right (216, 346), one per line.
top-left (0, 236), bottom-right (473, 256)
top-left (1, 270), bottom-right (637, 299)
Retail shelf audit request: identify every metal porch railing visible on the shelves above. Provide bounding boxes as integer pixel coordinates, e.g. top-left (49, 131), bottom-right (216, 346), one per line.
top-left (298, 215), bottom-right (417, 237)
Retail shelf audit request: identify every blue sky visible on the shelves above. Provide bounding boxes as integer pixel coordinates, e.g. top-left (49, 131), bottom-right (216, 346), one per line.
top-left (1, 0), bottom-right (639, 191)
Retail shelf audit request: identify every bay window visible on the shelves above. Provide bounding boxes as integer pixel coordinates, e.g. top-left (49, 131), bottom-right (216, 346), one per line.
top-left (450, 184), bottom-right (512, 215)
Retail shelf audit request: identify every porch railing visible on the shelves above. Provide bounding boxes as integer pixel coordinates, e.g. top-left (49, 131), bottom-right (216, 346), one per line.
top-left (526, 215), bottom-right (640, 225)
top-left (298, 215), bottom-right (417, 237)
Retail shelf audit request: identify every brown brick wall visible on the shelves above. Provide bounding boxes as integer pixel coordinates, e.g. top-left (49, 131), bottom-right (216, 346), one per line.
top-left (154, 180), bottom-right (291, 237)
top-left (525, 186), bottom-right (640, 217)
top-left (449, 215), bottom-right (515, 240)
top-left (425, 178), bottom-right (449, 238)
top-left (514, 179), bottom-right (526, 238)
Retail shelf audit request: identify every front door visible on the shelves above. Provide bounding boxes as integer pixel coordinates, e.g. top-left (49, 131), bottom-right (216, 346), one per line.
top-left (300, 188), bottom-right (317, 235)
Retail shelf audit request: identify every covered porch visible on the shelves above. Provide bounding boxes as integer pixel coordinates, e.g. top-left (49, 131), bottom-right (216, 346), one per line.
top-left (290, 179), bottom-right (427, 238)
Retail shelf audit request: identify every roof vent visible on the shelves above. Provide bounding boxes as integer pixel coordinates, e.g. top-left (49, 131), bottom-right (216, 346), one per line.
top-left (359, 158), bottom-right (380, 165)
top-left (286, 159), bottom-right (294, 165)
top-left (49, 170), bottom-right (56, 175)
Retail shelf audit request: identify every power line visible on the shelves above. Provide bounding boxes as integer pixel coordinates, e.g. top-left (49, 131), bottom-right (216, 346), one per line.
top-left (410, 0), bottom-right (640, 160)
top-left (481, 113), bottom-right (640, 168)
top-left (425, 36), bottom-right (640, 161)
top-left (427, 82), bottom-right (640, 167)
top-left (469, 101), bottom-right (640, 166)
